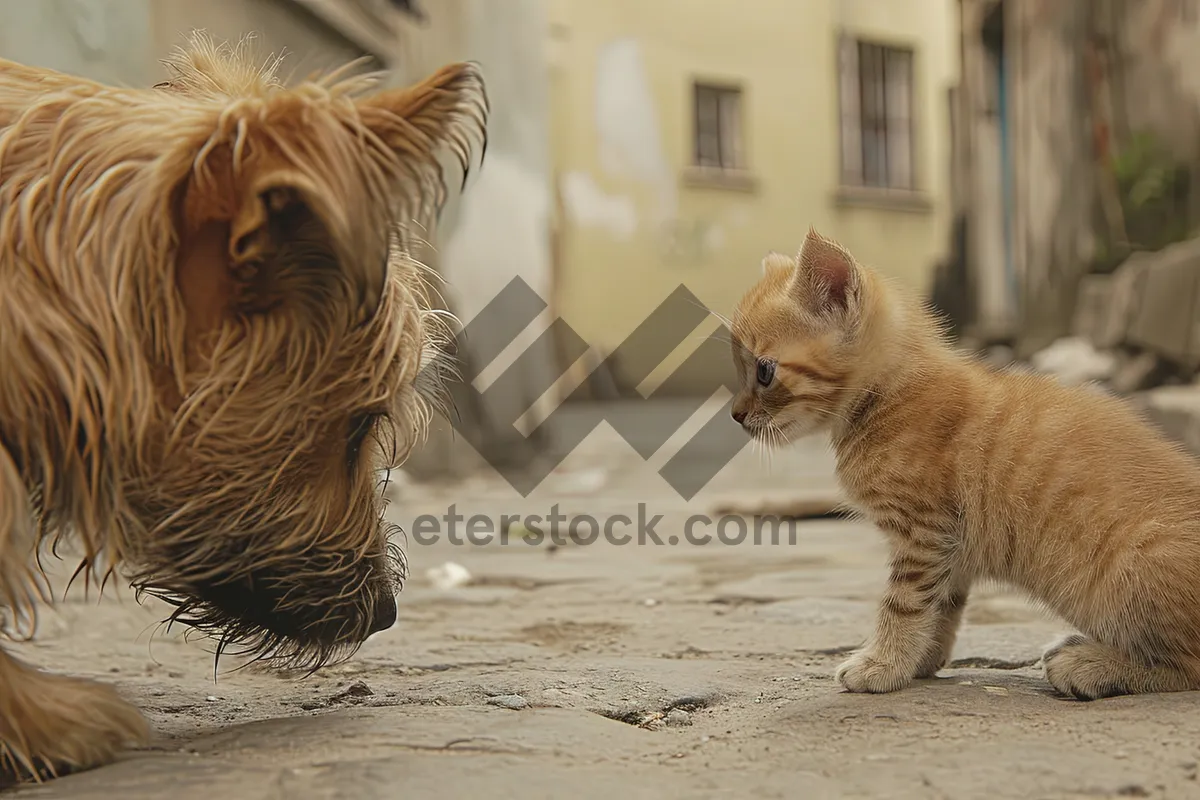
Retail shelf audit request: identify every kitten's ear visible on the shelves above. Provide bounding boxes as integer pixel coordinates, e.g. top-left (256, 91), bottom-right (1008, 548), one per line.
top-left (792, 227), bottom-right (861, 318)
top-left (761, 251), bottom-right (793, 277)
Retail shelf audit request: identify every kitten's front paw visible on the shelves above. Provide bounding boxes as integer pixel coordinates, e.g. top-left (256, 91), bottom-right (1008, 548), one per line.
top-left (835, 650), bottom-right (912, 693)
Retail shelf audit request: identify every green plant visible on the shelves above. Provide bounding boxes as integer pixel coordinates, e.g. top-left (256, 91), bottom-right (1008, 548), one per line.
top-left (1110, 131), bottom-right (1191, 252)
top-left (1113, 133), bottom-right (1173, 210)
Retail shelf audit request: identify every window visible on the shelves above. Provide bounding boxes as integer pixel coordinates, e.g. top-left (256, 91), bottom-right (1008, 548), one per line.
top-left (838, 38), bottom-right (915, 190)
top-left (693, 83), bottom-right (745, 171)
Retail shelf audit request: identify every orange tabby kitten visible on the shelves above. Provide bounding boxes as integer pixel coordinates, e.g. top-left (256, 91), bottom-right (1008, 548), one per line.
top-left (730, 227), bottom-right (1200, 700)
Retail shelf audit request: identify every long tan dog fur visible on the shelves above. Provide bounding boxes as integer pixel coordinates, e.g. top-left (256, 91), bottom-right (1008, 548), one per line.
top-left (0, 32), bottom-right (486, 782)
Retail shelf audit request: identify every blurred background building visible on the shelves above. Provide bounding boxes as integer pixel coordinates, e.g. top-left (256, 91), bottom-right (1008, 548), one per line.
top-left (9, 0), bottom-right (1200, 479)
top-left (548, 0), bottom-right (958, 394)
top-left (0, 0), bottom-right (960, 480)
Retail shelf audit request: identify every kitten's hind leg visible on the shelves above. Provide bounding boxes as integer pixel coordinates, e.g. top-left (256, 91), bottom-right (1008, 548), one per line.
top-left (1041, 634), bottom-right (1199, 700)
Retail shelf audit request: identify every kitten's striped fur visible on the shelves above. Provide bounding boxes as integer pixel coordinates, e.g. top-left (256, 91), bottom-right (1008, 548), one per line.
top-left (730, 228), bottom-right (1200, 700)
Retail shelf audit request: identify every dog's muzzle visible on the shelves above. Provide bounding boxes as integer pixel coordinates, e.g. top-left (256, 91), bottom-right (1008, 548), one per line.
top-left (369, 592), bottom-right (397, 635)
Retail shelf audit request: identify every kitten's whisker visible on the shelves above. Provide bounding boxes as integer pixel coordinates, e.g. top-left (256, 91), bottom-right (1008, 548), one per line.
top-left (757, 422), bottom-right (784, 463)
top-left (709, 309), bottom-right (734, 329)
top-left (692, 331), bottom-right (733, 346)
top-left (684, 297), bottom-right (733, 330)
top-left (753, 436), bottom-right (772, 468)
top-left (813, 406), bottom-right (853, 427)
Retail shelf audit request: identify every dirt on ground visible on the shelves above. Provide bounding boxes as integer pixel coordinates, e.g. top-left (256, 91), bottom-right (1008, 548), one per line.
top-left (9, 411), bottom-right (1200, 800)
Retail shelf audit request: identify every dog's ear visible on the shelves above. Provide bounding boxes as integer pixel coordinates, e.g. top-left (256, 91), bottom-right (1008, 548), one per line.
top-left (173, 62), bottom-right (487, 338)
top-left (353, 62), bottom-right (489, 219)
top-left (175, 139), bottom-right (390, 338)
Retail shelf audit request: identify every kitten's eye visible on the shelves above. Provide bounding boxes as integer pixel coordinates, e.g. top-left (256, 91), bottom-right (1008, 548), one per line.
top-left (756, 359), bottom-right (776, 387)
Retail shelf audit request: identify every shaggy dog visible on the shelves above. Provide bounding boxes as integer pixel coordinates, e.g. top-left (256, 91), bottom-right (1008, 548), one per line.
top-left (0, 33), bottom-right (486, 782)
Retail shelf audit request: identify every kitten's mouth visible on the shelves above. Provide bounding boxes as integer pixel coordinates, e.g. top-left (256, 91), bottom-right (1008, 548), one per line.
top-left (746, 421), bottom-right (785, 444)
top-left (747, 418), bottom-right (810, 445)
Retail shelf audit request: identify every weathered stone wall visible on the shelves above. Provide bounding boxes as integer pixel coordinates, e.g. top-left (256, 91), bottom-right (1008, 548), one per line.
top-left (956, 0), bottom-right (1017, 341)
top-left (371, 0), bottom-right (557, 479)
top-left (1006, 0), bottom-right (1096, 355)
top-left (958, 0), bottom-right (1200, 353)
top-left (1103, 0), bottom-right (1200, 163)
top-left (1069, 242), bottom-right (1200, 371)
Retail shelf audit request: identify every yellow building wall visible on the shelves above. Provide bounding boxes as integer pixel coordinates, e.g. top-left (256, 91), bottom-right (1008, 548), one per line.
top-left (548, 0), bottom-right (959, 387)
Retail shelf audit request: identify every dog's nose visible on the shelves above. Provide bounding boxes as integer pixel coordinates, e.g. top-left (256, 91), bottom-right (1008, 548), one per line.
top-left (369, 592), bottom-right (397, 635)
top-left (731, 408), bottom-right (747, 425)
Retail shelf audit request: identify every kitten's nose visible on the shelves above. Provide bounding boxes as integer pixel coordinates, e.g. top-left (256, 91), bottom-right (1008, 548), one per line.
top-left (731, 408), bottom-right (748, 425)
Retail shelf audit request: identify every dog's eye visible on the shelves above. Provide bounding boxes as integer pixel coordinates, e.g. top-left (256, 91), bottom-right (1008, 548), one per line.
top-left (756, 359), bottom-right (776, 387)
top-left (346, 412), bottom-right (382, 464)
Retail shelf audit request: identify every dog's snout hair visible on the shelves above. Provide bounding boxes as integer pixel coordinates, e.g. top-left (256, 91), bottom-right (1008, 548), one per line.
top-left (0, 31), bottom-right (487, 783)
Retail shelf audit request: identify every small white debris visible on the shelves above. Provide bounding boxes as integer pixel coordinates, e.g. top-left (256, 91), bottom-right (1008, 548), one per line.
top-left (205, 695), bottom-right (218, 702)
top-left (666, 709), bottom-right (692, 727)
top-left (486, 694), bottom-right (529, 710)
top-left (508, 522), bottom-right (536, 541)
top-left (1029, 336), bottom-right (1116, 386)
top-left (643, 598), bottom-right (659, 607)
top-left (554, 467), bottom-right (608, 495)
top-left (426, 561), bottom-right (471, 591)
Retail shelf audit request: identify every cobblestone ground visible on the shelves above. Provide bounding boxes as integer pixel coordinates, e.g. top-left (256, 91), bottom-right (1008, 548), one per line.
top-left (10, 401), bottom-right (1200, 799)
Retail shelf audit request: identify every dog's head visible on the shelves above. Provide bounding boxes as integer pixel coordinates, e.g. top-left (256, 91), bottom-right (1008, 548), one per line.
top-left (0, 34), bottom-right (485, 668)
